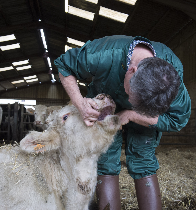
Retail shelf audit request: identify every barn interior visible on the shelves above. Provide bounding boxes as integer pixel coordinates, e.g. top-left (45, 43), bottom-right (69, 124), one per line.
top-left (0, 0), bottom-right (196, 209)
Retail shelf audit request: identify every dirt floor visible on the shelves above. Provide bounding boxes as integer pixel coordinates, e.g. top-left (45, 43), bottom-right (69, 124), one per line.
top-left (119, 145), bottom-right (196, 210)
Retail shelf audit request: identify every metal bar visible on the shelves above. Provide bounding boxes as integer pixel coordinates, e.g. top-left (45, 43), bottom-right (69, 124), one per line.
top-left (23, 122), bottom-right (34, 124)
top-left (7, 104), bottom-right (10, 142)
top-left (20, 104), bottom-right (24, 140)
top-left (13, 102), bottom-right (18, 142)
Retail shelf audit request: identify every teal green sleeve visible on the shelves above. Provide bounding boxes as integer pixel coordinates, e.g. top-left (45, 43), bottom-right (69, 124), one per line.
top-left (155, 82), bottom-right (191, 132)
top-left (54, 40), bottom-right (95, 80)
top-left (54, 35), bottom-right (132, 83)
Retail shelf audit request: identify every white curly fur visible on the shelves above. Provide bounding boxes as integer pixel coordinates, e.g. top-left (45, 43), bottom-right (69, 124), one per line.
top-left (0, 94), bottom-right (120, 210)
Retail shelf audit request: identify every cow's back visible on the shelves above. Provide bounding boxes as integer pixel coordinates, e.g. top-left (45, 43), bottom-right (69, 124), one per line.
top-left (0, 145), bottom-right (67, 210)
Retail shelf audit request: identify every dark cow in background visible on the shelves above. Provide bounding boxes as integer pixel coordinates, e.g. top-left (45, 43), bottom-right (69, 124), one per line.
top-left (0, 103), bottom-right (35, 144)
top-left (0, 103), bottom-right (20, 143)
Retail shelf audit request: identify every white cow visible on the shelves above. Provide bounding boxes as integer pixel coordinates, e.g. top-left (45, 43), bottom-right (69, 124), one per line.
top-left (0, 94), bottom-right (120, 210)
top-left (27, 105), bottom-right (62, 130)
top-left (45, 109), bottom-right (59, 126)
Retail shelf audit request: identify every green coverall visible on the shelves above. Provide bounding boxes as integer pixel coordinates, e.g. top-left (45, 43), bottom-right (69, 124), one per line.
top-left (54, 35), bottom-right (191, 179)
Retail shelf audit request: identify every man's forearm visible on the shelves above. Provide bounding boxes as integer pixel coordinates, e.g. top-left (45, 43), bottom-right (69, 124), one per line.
top-left (59, 73), bottom-right (100, 126)
top-left (117, 110), bottom-right (159, 127)
top-left (131, 111), bottom-right (159, 127)
top-left (59, 73), bottom-right (83, 108)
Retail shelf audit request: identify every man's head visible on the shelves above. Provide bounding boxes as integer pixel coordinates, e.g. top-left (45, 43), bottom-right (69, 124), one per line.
top-left (124, 57), bottom-right (181, 117)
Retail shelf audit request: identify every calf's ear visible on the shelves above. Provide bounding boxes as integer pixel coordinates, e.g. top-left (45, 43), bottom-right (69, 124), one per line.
top-left (26, 108), bottom-right (35, 115)
top-left (20, 130), bottom-right (61, 154)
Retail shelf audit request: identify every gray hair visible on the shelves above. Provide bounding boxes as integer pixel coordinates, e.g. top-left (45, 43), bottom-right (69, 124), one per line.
top-left (129, 57), bottom-right (180, 117)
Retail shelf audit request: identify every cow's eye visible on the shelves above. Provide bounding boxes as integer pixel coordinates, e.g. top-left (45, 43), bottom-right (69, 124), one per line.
top-left (63, 114), bottom-right (69, 121)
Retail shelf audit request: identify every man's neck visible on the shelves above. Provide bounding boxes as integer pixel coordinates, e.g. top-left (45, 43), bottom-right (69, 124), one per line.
top-left (130, 44), bottom-right (154, 67)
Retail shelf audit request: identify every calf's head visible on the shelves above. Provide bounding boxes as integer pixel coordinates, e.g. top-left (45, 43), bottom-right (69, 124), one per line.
top-left (52, 94), bottom-right (121, 156)
top-left (54, 94), bottom-right (119, 133)
top-left (34, 105), bottom-right (48, 126)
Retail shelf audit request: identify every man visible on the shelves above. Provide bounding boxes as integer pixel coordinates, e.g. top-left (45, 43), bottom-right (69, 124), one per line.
top-left (54, 35), bottom-right (191, 210)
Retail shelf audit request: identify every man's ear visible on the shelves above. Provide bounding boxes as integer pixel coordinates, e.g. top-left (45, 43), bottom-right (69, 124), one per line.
top-left (127, 66), bottom-right (137, 74)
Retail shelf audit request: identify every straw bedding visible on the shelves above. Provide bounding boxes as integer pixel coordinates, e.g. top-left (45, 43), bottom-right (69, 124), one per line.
top-left (1, 143), bottom-right (195, 209)
top-left (119, 145), bottom-right (196, 210)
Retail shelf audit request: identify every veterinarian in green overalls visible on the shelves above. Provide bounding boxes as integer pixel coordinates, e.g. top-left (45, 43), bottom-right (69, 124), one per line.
top-left (54, 35), bottom-right (191, 210)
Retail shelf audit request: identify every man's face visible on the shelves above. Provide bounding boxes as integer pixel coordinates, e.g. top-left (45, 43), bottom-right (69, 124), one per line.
top-left (124, 66), bottom-right (136, 95)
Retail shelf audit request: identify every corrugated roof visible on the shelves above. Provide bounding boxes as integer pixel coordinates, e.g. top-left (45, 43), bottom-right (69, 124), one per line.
top-left (0, 0), bottom-right (194, 93)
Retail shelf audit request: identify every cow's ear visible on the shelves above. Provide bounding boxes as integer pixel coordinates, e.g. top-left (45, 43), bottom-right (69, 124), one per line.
top-left (20, 130), bottom-right (61, 153)
top-left (26, 108), bottom-right (35, 115)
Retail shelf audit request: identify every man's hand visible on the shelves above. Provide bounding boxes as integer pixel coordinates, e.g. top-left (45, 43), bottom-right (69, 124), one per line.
top-left (59, 74), bottom-right (100, 126)
top-left (77, 97), bottom-right (100, 126)
top-left (116, 110), bottom-right (159, 127)
top-left (116, 110), bottom-right (131, 126)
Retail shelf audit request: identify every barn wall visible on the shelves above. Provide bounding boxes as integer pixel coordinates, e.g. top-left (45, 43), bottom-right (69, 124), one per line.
top-left (161, 20), bottom-right (196, 144)
top-left (0, 83), bottom-right (88, 105)
top-left (167, 20), bottom-right (196, 86)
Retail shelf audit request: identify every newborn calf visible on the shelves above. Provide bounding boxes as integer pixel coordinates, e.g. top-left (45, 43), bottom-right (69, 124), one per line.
top-left (0, 94), bottom-right (120, 210)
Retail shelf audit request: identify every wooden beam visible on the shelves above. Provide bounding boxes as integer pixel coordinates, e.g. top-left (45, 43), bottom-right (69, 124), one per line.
top-left (35, 0), bottom-right (42, 20)
top-left (28, 0), bottom-right (38, 22)
top-left (0, 52), bottom-right (59, 65)
top-left (0, 22), bottom-right (90, 43)
top-left (0, 81), bottom-right (60, 96)
top-left (166, 19), bottom-right (196, 50)
top-left (144, 9), bottom-right (171, 38)
top-left (0, 54), bottom-right (41, 65)
top-left (121, 0), bottom-right (141, 35)
top-left (89, 0), bottom-right (101, 40)
top-left (101, 0), bottom-right (133, 14)
top-left (0, 5), bottom-right (11, 25)
top-left (151, 0), bottom-right (196, 21)
top-left (0, 70), bottom-right (58, 83)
